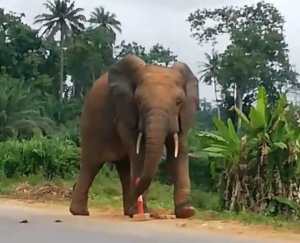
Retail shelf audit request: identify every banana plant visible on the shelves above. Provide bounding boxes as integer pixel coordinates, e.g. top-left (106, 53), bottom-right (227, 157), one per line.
top-left (198, 86), bottom-right (300, 172)
top-left (230, 86), bottom-right (292, 152)
top-left (197, 118), bottom-right (242, 161)
top-left (197, 86), bottom-right (300, 214)
top-left (196, 116), bottom-right (249, 183)
top-left (198, 86), bottom-right (299, 177)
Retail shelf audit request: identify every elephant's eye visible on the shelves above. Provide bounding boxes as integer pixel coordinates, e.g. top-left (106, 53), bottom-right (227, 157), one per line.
top-left (176, 98), bottom-right (182, 106)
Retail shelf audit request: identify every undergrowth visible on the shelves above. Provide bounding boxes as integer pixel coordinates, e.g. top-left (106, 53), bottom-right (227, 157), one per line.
top-left (1, 165), bottom-right (299, 230)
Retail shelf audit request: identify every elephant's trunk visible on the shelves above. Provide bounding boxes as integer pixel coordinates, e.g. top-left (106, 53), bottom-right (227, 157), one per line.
top-left (133, 111), bottom-right (168, 199)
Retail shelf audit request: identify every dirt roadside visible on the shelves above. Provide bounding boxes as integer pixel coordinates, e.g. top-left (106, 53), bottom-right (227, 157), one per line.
top-left (1, 197), bottom-right (300, 242)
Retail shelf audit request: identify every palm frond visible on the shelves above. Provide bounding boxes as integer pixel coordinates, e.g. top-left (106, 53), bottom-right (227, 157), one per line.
top-left (0, 75), bottom-right (55, 140)
top-left (33, 0), bottom-right (85, 39)
top-left (89, 6), bottom-right (122, 34)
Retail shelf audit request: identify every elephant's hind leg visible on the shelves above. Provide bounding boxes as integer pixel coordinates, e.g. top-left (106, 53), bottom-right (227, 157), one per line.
top-left (70, 157), bottom-right (104, 216)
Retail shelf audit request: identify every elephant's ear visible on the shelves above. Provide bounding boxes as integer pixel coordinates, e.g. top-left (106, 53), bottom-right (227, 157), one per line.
top-left (172, 62), bottom-right (200, 133)
top-left (107, 55), bottom-right (146, 129)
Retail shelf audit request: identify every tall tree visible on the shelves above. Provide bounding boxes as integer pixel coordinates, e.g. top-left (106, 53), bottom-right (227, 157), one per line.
top-left (114, 41), bottom-right (147, 61)
top-left (0, 74), bottom-right (54, 141)
top-left (65, 27), bottom-right (115, 98)
top-left (194, 98), bottom-right (218, 130)
top-left (0, 9), bottom-right (59, 96)
top-left (89, 6), bottom-right (122, 37)
top-left (198, 48), bottom-right (221, 119)
top-left (188, 1), bottom-right (298, 132)
top-left (33, 0), bottom-right (86, 102)
top-left (147, 44), bottom-right (178, 67)
top-left (114, 41), bottom-right (178, 66)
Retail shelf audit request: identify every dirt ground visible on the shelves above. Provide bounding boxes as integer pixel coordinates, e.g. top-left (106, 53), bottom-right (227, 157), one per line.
top-left (2, 182), bottom-right (300, 242)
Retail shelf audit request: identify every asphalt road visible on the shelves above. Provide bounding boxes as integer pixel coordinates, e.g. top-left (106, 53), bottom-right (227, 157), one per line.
top-left (0, 202), bottom-right (291, 243)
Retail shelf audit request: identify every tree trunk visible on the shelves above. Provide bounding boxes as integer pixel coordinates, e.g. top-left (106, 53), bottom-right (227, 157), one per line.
top-left (71, 76), bottom-right (75, 97)
top-left (59, 30), bottom-right (64, 103)
top-left (236, 85), bottom-right (243, 135)
top-left (213, 78), bottom-right (221, 120)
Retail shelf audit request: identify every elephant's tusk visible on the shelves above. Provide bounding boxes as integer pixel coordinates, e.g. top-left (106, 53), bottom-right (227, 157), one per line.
top-left (174, 133), bottom-right (179, 158)
top-left (136, 132), bottom-right (143, 154)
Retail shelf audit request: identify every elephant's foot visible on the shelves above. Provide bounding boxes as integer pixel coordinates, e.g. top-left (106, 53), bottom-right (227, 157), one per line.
top-left (125, 204), bottom-right (151, 218)
top-left (69, 200), bottom-right (89, 216)
top-left (174, 202), bottom-right (196, 219)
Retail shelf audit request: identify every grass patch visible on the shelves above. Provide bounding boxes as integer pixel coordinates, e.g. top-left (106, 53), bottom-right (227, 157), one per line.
top-left (0, 167), bottom-right (299, 231)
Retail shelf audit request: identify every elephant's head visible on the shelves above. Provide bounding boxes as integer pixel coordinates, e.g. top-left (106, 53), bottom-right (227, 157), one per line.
top-left (107, 54), bottom-right (199, 202)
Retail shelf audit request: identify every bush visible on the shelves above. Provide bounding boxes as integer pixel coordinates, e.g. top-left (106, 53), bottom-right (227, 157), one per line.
top-left (0, 125), bottom-right (219, 213)
top-left (0, 134), bottom-right (80, 180)
top-left (198, 86), bottom-right (300, 219)
top-left (0, 128), bottom-right (215, 188)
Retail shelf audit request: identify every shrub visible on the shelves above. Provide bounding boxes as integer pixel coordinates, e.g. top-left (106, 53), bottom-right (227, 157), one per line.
top-left (198, 86), bottom-right (300, 219)
top-left (0, 134), bottom-right (80, 180)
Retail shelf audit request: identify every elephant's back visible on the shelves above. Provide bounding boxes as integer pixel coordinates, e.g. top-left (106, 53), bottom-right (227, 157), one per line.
top-left (81, 72), bottom-right (109, 125)
top-left (80, 73), bottom-right (125, 161)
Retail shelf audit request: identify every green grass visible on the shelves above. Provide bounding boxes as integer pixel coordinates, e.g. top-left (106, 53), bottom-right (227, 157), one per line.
top-left (0, 168), bottom-right (299, 232)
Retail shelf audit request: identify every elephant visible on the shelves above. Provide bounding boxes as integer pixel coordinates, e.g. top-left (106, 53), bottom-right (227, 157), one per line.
top-left (69, 54), bottom-right (199, 219)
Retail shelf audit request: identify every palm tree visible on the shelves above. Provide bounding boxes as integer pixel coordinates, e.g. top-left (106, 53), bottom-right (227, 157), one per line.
top-left (198, 48), bottom-right (221, 119)
top-left (89, 6), bottom-right (122, 35)
top-left (33, 0), bottom-right (86, 103)
top-left (0, 75), bottom-right (54, 141)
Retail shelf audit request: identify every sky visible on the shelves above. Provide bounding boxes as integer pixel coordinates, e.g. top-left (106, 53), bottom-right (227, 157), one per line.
top-left (2, 0), bottom-right (300, 102)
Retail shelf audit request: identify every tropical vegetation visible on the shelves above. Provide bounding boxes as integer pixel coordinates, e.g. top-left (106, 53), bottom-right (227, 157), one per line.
top-left (1, 0), bottom-right (300, 225)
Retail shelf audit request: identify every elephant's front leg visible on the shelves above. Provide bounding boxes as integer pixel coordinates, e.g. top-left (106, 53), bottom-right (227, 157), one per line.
top-left (117, 124), bottom-right (150, 217)
top-left (114, 155), bottom-right (150, 217)
top-left (127, 151), bottom-right (151, 217)
top-left (165, 134), bottom-right (196, 219)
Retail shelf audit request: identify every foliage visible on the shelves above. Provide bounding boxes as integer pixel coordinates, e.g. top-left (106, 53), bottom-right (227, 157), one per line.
top-left (188, 1), bottom-right (299, 130)
top-left (218, 23), bottom-right (298, 106)
top-left (0, 74), bottom-right (54, 141)
top-left (33, 0), bottom-right (86, 39)
top-left (188, 1), bottom-right (285, 44)
top-left (0, 135), bottom-right (80, 179)
top-left (146, 44), bottom-right (178, 66)
top-left (195, 98), bottom-right (218, 130)
top-left (114, 41), bottom-right (177, 66)
top-left (0, 8), bottom-right (58, 89)
top-left (34, 0), bottom-right (86, 102)
top-left (0, 6), bottom-right (178, 143)
top-left (65, 27), bottom-right (115, 97)
top-left (89, 6), bottom-right (122, 36)
top-left (198, 86), bottom-right (300, 219)
top-left (1, 0), bottom-right (300, 223)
